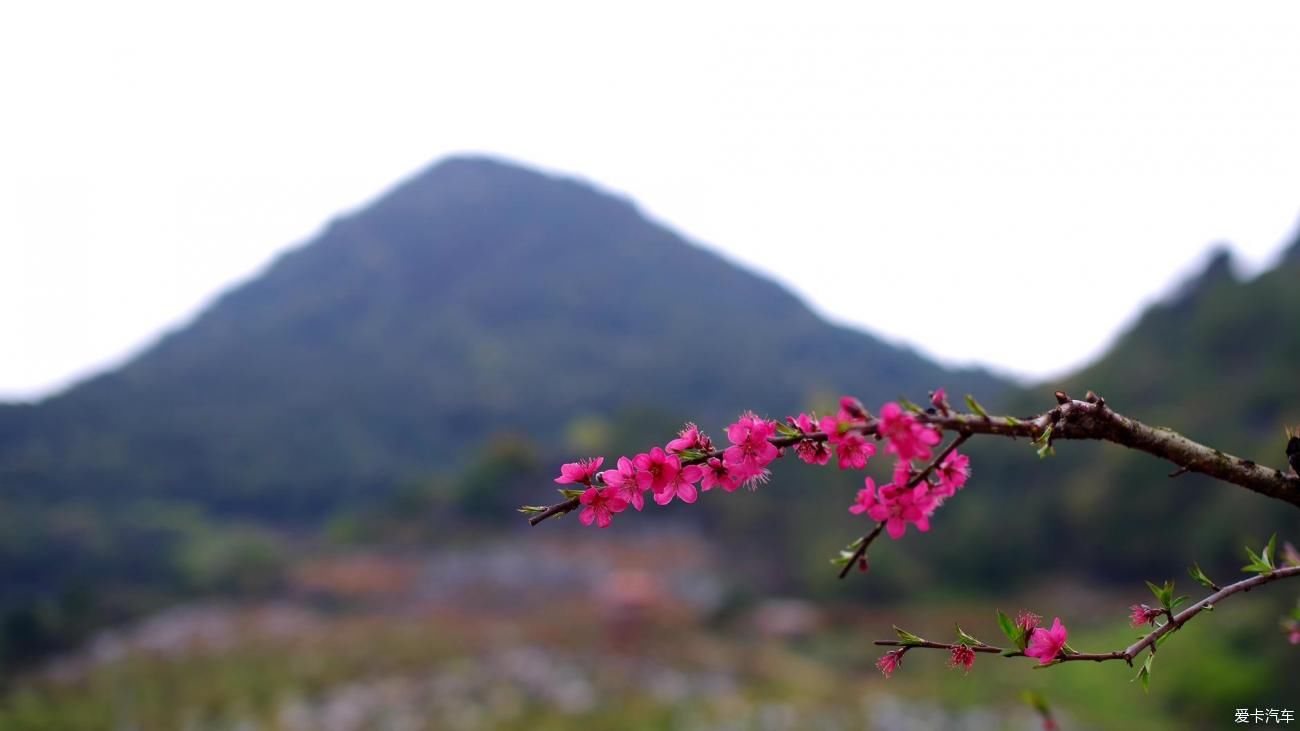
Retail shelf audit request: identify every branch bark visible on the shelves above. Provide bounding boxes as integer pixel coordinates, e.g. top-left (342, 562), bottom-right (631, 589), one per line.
top-left (527, 395), bottom-right (1300, 526)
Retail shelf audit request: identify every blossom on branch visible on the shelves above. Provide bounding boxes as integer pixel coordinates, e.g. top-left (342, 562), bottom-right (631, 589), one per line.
top-left (948, 644), bottom-right (976, 673)
top-left (834, 433), bottom-right (876, 470)
top-left (851, 476), bottom-right (935, 539)
top-left (633, 448), bottom-right (677, 492)
top-left (1129, 603), bottom-right (1164, 629)
top-left (1024, 617), bottom-right (1069, 665)
top-left (666, 423), bottom-right (712, 454)
top-left (933, 450), bottom-right (971, 497)
top-left (724, 412), bottom-right (780, 479)
top-left (555, 457), bottom-right (604, 486)
top-left (875, 649), bottom-right (905, 678)
top-left (700, 456), bottom-right (742, 492)
top-left (578, 486), bottom-right (627, 528)
top-left (878, 402), bottom-right (941, 461)
top-left (654, 463), bottom-right (703, 505)
top-left (601, 456), bottom-right (646, 511)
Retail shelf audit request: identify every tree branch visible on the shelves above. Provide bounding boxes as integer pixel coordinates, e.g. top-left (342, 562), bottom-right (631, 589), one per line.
top-left (527, 394), bottom-right (1300, 526)
top-left (872, 565), bottom-right (1300, 666)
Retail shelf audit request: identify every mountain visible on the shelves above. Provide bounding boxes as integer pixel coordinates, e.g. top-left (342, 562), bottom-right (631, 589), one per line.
top-left (913, 239), bottom-right (1300, 589)
top-left (0, 156), bottom-right (1005, 517)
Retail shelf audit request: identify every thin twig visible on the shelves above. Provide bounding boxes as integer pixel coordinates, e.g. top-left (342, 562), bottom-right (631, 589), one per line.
top-left (836, 433), bottom-right (970, 580)
top-left (871, 565), bottom-right (1300, 667)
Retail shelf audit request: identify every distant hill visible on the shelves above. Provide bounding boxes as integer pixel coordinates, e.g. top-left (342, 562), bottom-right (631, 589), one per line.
top-left (0, 156), bottom-right (1004, 517)
top-left (918, 238), bottom-right (1300, 588)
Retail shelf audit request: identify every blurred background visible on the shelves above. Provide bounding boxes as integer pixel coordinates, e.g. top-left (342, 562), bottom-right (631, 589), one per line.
top-left (3, 2), bottom-right (1300, 729)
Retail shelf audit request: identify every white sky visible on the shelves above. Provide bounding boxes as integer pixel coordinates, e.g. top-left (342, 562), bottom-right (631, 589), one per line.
top-left (3, 1), bottom-right (1299, 401)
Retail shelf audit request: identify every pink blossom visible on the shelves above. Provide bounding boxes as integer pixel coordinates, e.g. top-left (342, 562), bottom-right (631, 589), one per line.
top-left (724, 412), bottom-right (780, 474)
top-left (1016, 611), bottom-right (1041, 632)
top-left (795, 438), bottom-right (831, 465)
top-left (934, 450), bottom-right (971, 495)
top-left (700, 457), bottom-right (742, 492)
top-left (1129, 603), bottom-right (1163, 629)
top-left (666, 423), bottom-right (713, 454)
top-left (878, 402), bottom-right (942, 462)
top-left (948, 644), bottom-right (976, 673)
top-left (634, 448), bottom-right (678, 492)
top-left (654, 463), bottom-right (704, 505)
top-left (1024, 617), bottom-right (1069, 665)
top-left (849, 481), bottom-right (875, 516)
top-left (875, 649), bottom-right (904, 678)
top-left (788, 413), bottom-right (818, 434)
top-left (930, 388), bottom-right (949, 414)
top-left (601, 456), bottom-right (647, 511)
top-left (834, 433), bottom-right (876, 470)
top-left (578, 486), bottom-right (627, 528)
top-left (554, 457), bottom-right (604, 486)
top-left (839, 396), bottom-right (868, 419)
top-left (852, 477), bottom-right (935, 539)
top-left (1289, 628), bottom-right (1300, 645)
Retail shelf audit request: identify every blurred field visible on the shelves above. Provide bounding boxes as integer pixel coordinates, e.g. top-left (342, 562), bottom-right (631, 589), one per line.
top-left (2, 532), bottom-right (1294, 731)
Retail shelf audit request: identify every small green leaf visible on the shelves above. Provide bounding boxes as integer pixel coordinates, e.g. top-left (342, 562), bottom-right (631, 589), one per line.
top-left (996, 610), bottom-right (1017, 644)
top-left (1264, 533), bottom-right (1278, 567)
top-left (517, 505), bottom-right (548, 514)
top-left (1145, 579), bottom-right (1174, 609)
top-left (1004, 415), bottom-right (1020, 426)
top-left (955, 624), bottom-right (983, 646)
top-left (899, 397), bottom-right (924, 414)
top-left (965, 394), bottom-right (989, 418)
top-left (558, 488), bottom-right (586, 499)
top-left (1170, 595), bottom-right (1189, 611)
top-left (774, 422), bottom-right (801, 438)
top-left (893, 626), bottom-right (925, 645)
top-left (1188, 562), bottom-right (1218, 590)
top-left (1035, 425), bottom-right (1055, 459)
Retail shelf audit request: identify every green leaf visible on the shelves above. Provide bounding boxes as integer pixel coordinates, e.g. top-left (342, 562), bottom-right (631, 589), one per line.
top-left (774, 422), bottom-right (802, 438)
top-left (899, 397), bottom-right (924, 414)
top-left (1145, 579), bottom-right (1174, 609)
top-left (517, 505), bottom-right (548, 514)
top-left (996, 610), bottom-right (1017, 644)
top-left (558, 488), bottom-right (586, 499)
top-left (1004, 415), bottom-right (1021, 426)
top-left (955, 624), bottom-right (983, 646)
top-left (1188, 562), bottom-right (1218, 590)
top-left (965, 394), bottom-right (989, 418)
top-left (1170, 595), bottom-right (1189, 611)
top-left (1035, 425), bottom-right (1055, 459)
top-left (893, 626), bottom-right (925, 645)
top-left (1243, 539), bottom-right (1276, 574)
top-left (1264, 533), bottom-right (1278, 567)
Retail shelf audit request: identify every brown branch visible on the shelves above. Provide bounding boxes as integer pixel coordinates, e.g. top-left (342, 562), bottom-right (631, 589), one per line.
top-left (528, 394), bottom-right (1300, 526)
top-left (837, 522), bottom-right (884, 579)
top-left (837, 432), bottom-right (970, 579)
top-left (872, 565), bottom-right (1300, 668)
top-left (912, 399), bottom-right (1300, 510)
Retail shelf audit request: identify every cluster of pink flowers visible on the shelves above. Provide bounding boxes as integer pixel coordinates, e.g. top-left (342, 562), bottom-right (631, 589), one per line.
top-left (846, 402), bottom-right (969, 539)
top-left (554, 412), bottom-right (782, 528)
top-left (553, 394), bottom-right (973, 531)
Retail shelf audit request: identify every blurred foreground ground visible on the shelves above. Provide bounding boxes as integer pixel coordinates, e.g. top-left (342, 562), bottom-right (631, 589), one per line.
top-left (1, 532), bottom-right (1294, 730)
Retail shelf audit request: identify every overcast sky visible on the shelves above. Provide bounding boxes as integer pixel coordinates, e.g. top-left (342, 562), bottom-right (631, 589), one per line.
top-left (3, 2), bottom-right (1299, 400)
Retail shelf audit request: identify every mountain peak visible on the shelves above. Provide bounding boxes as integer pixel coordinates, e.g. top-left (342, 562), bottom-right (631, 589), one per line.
top-left (1166, 244), bottom-right (1237, 306)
